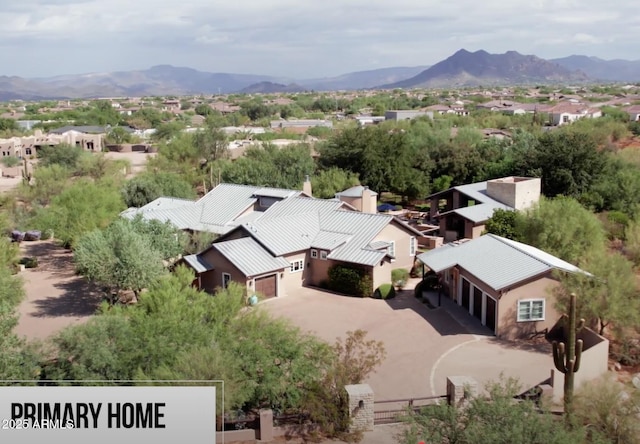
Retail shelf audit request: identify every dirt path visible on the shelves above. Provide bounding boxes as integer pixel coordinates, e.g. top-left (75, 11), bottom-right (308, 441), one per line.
top-left (14, 240), bottom-right (102, 341)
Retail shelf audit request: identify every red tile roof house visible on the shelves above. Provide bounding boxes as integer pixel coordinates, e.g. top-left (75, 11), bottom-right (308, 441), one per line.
top-left (417, 234), bottom-right (589, 339)
top-left (122, 181), bottom-right (424, 299)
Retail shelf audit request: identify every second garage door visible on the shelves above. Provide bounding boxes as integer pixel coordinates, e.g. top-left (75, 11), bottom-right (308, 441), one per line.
top-left (254, 275), bottom-right (277, 298)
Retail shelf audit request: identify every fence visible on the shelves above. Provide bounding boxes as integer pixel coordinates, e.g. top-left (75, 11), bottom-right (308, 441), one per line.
top-left (373, 395), bottom-right (447, 425)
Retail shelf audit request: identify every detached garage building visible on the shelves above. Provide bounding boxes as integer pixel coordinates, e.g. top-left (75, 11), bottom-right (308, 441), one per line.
top-left (417, 234), bottom-right (588, 339)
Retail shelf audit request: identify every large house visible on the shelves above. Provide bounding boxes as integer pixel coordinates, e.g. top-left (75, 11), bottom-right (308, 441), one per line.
top-left (428, 177), bottom-right (541, 242)
top-left (548, 103), bottom-right (602, 126)
top-left (0, 127), bottom-right (105, 159)
top-left (176, 187), bottom-right (423, 298)
top-left (417, 234), bottom-right (588, 339)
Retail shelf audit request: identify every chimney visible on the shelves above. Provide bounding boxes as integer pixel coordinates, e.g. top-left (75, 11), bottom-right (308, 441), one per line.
top-left (361, 186), bottom-right (377, 214)
top-left (303, 174), bottom-right (312, 197)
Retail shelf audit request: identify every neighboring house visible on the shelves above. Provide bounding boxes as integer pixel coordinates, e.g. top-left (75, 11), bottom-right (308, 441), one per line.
top-left (0, 127), bottom-right (106, 158)
top-left (121, 183), bottom-right (307, 235)
top-left (354, 115), bottom-right (386, 126)
top-left (424, 104), bottom-right (469, 116)
top-left (384, 110), bottom-right (433, 121)
top-left (191, 115), bottom-right (206, 127)
top-left (334, 186), bottom-right (378, 213)
top-left (428, 176), bottom-right (541, 242)
top-left (269, 119), bottom-right (333, 130)
top-left (626, 105), bottom-right (640, 122)
top-left (181, 194), bottom-right (423, 298)
top-left (548, 103), bottom-right (602, 126)
top-left (417, 234), bottom-right (588, 339)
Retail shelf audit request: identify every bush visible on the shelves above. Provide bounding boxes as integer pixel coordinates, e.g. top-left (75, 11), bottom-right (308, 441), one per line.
top-left (18, 257), bottom-right (38, 268)
top-left (391, 268), bottom-right (409, 288)
top-left (0, 156), bottom-right (21, 168)
top-left (327, 265), bottom-right (372, 297)
top-left (373, 283), bottom-right (396, 300)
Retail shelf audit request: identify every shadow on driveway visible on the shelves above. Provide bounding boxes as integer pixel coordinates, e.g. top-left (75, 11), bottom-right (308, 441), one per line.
top-left (31, 278), bottom-right (101, 318)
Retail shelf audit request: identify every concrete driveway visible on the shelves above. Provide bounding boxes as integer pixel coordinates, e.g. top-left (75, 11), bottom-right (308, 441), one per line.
top-left (262, 286), bottom-right (553, 401)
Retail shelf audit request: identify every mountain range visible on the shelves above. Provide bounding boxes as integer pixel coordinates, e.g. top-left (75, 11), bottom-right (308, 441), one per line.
top-left (1, 50), bottom-right (639, 100)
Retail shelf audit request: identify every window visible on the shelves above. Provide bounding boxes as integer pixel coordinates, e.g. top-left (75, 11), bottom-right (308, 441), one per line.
top-left (409, 236), bottom-right (416, 256)
top-left (25, 148), bottom-right (32, 155)
top-left (517, 299), bottom-right (545, 322)
top-left (290, 259), bottom-right (304, 273)
top-left (311, 249), bottom-right (318, 259)
top-left (222, 272), bottom-right (231, 289)
top-left (387, 241), bottom-right (395, 258)
top-left (320, 250), bottom-right (327, 260)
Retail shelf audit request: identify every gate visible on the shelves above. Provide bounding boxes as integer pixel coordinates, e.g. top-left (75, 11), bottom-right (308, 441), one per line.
top-left (373, 395), bottom-right (447, 425)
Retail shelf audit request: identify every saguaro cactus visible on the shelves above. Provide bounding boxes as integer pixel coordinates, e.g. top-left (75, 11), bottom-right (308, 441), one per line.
top-left (552, 293), bottom-right (584, 423)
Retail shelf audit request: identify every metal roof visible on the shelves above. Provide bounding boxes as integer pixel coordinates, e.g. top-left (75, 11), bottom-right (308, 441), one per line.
top-left (311, 231), bottom-right (352, 250)
top-left (212, 237), bottom-right (290, 277)
top-left (417, 234), bottom-right (587, 292)
top-left (335, 185), bottom-right (378, 198)
top-left (254, 187), bottom-right (299, 199)
top-left (182, 254), bottom-right (214, 273)
top-left (368, 240), bottom-right (391, 250)
top-left (449, 202), bottom-right (511, 224)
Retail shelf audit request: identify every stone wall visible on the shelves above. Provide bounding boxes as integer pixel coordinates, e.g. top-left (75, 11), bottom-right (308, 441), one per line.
top-left (345, 384), bottom-right (374, 432)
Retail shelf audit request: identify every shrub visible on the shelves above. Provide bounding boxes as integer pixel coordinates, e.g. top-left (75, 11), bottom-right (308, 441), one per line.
top-left (391, 268), bottom-right (409, 287)
top-left (327, 265), bottom-right (372, 297)
top-left (0, 156), bottom-right (21, 168)
top-left (394, 205), bottom-right (403, 211)
top-left (18, 257), bottom-right (38, 268)
top-left (373, 283), bottom-right (396, 300)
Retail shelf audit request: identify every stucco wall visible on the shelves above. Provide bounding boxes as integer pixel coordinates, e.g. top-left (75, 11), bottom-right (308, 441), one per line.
top-left (486, 177), bottom-right (541, 211)
top-left (280, 251), bottom-right (309, 297)
top-left (497, 275), bottom-right (561, 340)
top-left (199, 248), bottom-right (247, 293)
top-left (307, 254), bottom-right (335, 287)
top-left (464, 221), bottom-right (485, 239)
top-left (551, 328), bottom-right (609, 403)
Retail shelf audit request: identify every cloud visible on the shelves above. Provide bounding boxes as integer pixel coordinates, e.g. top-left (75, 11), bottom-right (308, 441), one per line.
top-left (0, 0), bottom-right (637, 77)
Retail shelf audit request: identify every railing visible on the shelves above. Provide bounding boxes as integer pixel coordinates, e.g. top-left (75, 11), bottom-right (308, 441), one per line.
top-left (374, 395), bottom-right (447, 425)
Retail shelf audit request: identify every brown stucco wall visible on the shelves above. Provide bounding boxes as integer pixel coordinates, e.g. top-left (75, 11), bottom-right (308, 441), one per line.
top-left (307, 253), bottom-right (336, 287)
top-left (497, 275), bottom-right (561, 340)
top-left (199, 248), bottom-right (247, 293)
top-left (280, 251), bottom-right (309, 296)
top-left (370, 222), bottom-right (416, 290)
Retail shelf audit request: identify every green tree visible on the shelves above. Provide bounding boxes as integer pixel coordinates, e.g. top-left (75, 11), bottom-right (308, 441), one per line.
top-left (193, 120), bottom-right (229, 163)
top-left (311, 167), bottom-right (360, 199)
top-left (519, 197), bottom-right (606, 265)
top-left (121, 172), bottom-right (195, 208)
top-left (530, 132), bottom-right (607, 198)
top-left (401, 378), bottom-right (584, 444)
top-left (37, 143), bottom-right (85, 169)
top-left (555, 248), bottom-right (639, 336)
top-left (105, 126), bottom-right (133, 145)
top-left (74, 218), bottom-right (182, 294)
top-left (0, 117), bottom-right (19, 132)
top-left (32, 179), bottom-right (126, 248)
top-left (194, 104), bottom-right (212, 116)
top-left (484, 209), bottom-right (523, 241)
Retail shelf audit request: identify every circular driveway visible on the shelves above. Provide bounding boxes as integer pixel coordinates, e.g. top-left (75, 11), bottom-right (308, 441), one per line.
top-left (263, 286), bottom-right (553, 401)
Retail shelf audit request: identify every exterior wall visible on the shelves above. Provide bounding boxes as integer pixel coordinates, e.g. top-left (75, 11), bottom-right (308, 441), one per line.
top-left (464, 221), bottom-right (485, 239)
top-left (550, 328), bottom-right (609, 402)
top-left (486, 177), bottom-right (541, 211)
top-left (199, 249), bottom-right (248, 294)
top-left (361, 188), bottom-right (377, 214)
top-left (339, 195), bottom-right (362, 212)
top-left (497, 275), bottom-right (561, 340)
top-left (280, 251), bottom-right (309, 296)
top-left (307, 254), bottom-right (337, 287)
top-left (371, 222), bottom-right (416, 289)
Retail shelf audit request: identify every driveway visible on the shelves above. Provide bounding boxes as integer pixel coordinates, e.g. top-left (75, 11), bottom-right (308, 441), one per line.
top-left (14, 240), bottom-right (101, 341)
top-left (262, 286), bottom-right (554, 402)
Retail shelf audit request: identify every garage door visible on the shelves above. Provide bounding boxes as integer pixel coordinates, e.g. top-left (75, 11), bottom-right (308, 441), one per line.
top-left (254, 275), bottom-right (277, 298)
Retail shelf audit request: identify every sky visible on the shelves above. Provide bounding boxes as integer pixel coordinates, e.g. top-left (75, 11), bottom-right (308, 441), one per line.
top-left (2, 0), bottom-right (638, 79)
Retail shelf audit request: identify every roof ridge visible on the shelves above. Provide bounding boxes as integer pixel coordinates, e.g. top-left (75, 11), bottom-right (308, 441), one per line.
top-left (488, 234), bottom-right (557, 269)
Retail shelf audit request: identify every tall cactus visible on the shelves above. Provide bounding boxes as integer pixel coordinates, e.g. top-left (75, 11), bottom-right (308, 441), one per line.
top-left (552, 293), bottom-right (584, 424)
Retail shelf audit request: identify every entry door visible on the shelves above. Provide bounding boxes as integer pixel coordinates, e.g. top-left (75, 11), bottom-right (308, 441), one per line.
top-left (461, 278), bottom-right (470, 311)
top-left (473, 287), bottom-right (482, 320)
top-left (485, 296), bottom-right (497, 333)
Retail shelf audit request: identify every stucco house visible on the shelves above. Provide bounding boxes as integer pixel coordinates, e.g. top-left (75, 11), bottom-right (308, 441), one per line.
top-left (548, 103), bottom-right (602, 126)
top-left (417, 234), bottom-right (588, 339)
top-left (180, 194), bottom-right (424, 298)
top-left (428, 176), bottom-right (541, 242)
top-left (626, 105), bottom-right (640, 122)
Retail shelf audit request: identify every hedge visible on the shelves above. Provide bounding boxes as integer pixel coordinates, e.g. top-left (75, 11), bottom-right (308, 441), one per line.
top-left (327, 265), bottom-right (373, 297)
top-left (373, 283), bottom-right (396, 300)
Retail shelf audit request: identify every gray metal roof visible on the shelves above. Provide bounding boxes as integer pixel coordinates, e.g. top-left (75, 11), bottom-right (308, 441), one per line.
top-left (120, 183), bottom-right (302, 234)
top-left (182, 254), bottom-right (214, 273)
top-left (417, 234), bottom-right (587, 291)
top-left (449, 202), bottom-right (511, 224)
top-left (368, 240), bottom-right (391, 250)
top-left (212, 237), bottom-right (290, 277)
top-left (311, 231), bottom-right (352, 250)
top-left (335, 185), bottom-right (378, 198)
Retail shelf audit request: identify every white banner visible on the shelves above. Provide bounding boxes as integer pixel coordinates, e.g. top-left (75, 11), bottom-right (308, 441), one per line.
top-left (0, 386), bottom-right (216, 444)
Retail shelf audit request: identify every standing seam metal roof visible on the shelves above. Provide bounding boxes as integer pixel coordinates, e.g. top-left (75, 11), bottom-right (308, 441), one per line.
top-left (416, 234), bottom-right (586, 292)
top-left (212, 237), bottom-right (290, 277)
